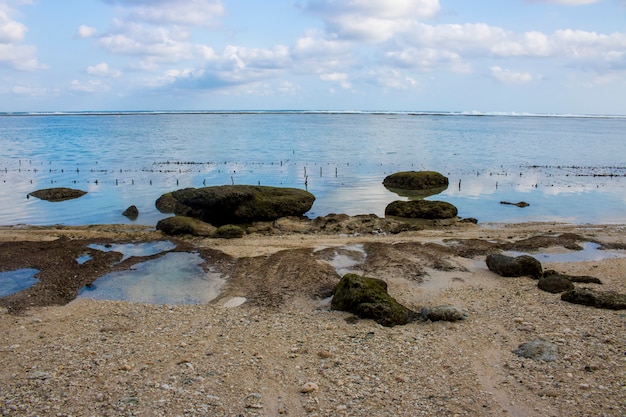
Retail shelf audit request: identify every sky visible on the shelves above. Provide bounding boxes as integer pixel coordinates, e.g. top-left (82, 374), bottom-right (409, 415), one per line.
top-left (1, 0), bottom-right (625, 114)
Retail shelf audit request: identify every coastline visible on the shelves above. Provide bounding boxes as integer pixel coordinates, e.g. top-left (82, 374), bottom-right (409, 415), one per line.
top-left (1, 221), bottom-right (625, 416)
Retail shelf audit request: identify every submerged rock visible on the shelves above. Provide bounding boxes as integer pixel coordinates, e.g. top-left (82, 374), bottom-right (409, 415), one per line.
top-left (514, 339), bottom-right (558, 362)
top-left (561, 288), bottom-right (626, 310)
top-left (156, 185), bottom-right (315, 226)
top-left (385, 200), bottom-right (458, 220)
top-left (28, 187), bottom-right (87, 202)
top-left (156, 216), bottom-right (216, 237)
top-left (500, 201), bottom-right (530, 208)
top-left (122, 205), bottom-right (139, 219)
top-left (331, 273), bottom-right (417, 327)
top-left (486, 253), bottom-right (543, 279)
top-left (383, 171), bottom-right (448, 190)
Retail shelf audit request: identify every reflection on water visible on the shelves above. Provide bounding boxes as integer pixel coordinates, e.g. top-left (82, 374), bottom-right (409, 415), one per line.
top-left (315, 244), bottom-right (366, 276)
top-left (506, 242), bottom-right (626, 263)
top-left (88, 241), bottom-right (176, 262)
top-left (78, 252), bottom-right (224, 304)
top-left (0, 268), bottom-right (39, 297)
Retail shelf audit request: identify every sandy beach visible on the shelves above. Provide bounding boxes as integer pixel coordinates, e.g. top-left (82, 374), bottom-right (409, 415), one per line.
top-left (1, 220), bottom-right (625, 416)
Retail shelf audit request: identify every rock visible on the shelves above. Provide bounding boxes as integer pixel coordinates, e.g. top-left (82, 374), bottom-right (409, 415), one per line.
top-left (500, 201), bottom-right (530, 208)
top-left (561, 288), bottom-right (626, 310)
top-left (156, 185), bottom-right (315, 226)
top-left (155, 192), bottom-right (190, 214)
top-left (215, 224), bottom-right (245, 239)
top-left (513, 339), bottom-right (558, 362)
top-left (122, 205), bottom-right (139, 219)
top-left (420, 305), bottom-right (468, 322)
top-left (301, 382), bottom-right (319, 393)
top-left (486, 253), bottom-right (543, 279)
top-left (385, 200), bottom-right (458, 220)
top-left (156, 216), bottom-right (217, 237)
top-left (383, 171), bottom-right (449, 190)
top-left (28, 187), bottom-right (87, 202)
top-left (543, 269), bottom-right (602, 284)
top-left (538, 274), bottom-right (575, 294)
top-left (331, 273), bottom-right (418, 327)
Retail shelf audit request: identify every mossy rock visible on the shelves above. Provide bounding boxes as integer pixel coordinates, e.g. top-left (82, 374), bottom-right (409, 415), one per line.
top-left (331, 273), bottom-right (417, 327)
top-left (538, 275), bottom-right (574, 293)
top-left (215, 224), bottom-right (245, 239)
top-left (28, 187), bottom-right (87, 202)
top-left (157, 185), bottom-right (315, 226)
top-left (156, 216), bottom-right (216, 237)
top-left (385, 200), bottom-right (458, 220)
top-left (383, 171), bottom-right (448, 190)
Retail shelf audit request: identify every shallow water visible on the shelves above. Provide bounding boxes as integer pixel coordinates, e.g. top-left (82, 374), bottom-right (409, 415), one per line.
top-left (1, 112), bottom-right (625, 225)
top-left (0, 268), bottom-right (39, 297)
top-left (78, 252), bottom-right (224, 304)
top-left (87, 241), bottom-right (176, 262)
top-left (506, 242), bottom-right (626, 263)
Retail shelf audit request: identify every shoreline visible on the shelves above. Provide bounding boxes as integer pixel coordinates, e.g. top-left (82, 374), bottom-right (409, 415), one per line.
top-left (1, 220), bottom-right (625, 416)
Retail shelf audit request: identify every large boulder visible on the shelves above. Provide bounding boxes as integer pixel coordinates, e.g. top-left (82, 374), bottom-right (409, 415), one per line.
top-left (28, 187), bottom-right (87, 202)
top-left (385, 200), bottom-right (458, 220)
top-left (561, 288), bottom-right (626, 310)
top-left (486, 253), bottom-right (543, 279)
top-left (156, 185), bottom-right (315, 226)
top-left (383, 171), bottom-right (448, 190)
top-left (331, 273), bottom-right (418, 327)
top-left (156, 216), bottom-right (217, 237)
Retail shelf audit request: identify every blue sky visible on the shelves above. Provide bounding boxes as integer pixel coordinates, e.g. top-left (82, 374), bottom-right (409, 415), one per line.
top-left (1, 0), bottom-right (625, 113)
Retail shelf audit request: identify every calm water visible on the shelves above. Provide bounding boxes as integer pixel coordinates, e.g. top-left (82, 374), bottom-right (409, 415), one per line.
top-left (1, 111), bottom-right (625, 226)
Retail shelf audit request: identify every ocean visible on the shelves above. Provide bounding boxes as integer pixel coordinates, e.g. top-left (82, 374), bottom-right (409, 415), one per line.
top-left (1, 111), bottom-right (625, 226)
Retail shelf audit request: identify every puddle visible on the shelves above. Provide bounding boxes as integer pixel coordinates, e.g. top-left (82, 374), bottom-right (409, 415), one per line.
top-left (88, 241), bottom-right (176, 262)
top-left (77, 254), bottom-right (92, 264)
top-left (506, 242), bottom-right (626, 263)
top-left (315, 244), bottom-right (366, 276)
top-left (78, 252), bottom-right (224, 304)
top-left (0, 268), bottom-right (39, 297)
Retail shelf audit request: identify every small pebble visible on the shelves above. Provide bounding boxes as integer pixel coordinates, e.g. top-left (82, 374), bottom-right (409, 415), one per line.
top-left (301, 382), bottom-right (319, 393)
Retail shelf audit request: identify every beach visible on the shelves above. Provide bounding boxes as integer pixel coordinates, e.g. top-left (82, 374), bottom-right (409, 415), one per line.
top-left (1, 221), bottom-right (625, 416)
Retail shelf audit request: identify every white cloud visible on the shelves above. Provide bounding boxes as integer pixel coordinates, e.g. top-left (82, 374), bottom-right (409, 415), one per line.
top-left (103, 0), bottom-right (224, 27)
top-left (0, 8), bottom-right (27, 42)
top-left (320, 72), bottom-right (351, 89)
top-left (69, 79), bottom-right (111, 93)
top-left (304, 0), bottom-right (441, 42)
top-left (370, 68), bottom-right (419, 90)
top-left (0, 43), bottom-right (45, 70)
top-left (386, 47), bottom-right (471, 73)
top-left (528, 0), bottom-right (601, 5)
top-left (490, 66), bottom-right (534, 84)
top-left (86, 62), bottom-right (122, 77)
top-left (77, 24), bottom-right (97, 39)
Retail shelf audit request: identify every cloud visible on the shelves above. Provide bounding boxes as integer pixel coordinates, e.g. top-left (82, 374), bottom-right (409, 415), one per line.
top-left (320, 72), bottom-right (351, 89)
top-left (77, 24), bottom-right (97, 39)
top-left (0, 4), bottom-right (45, 71)
top-left (490, 66), bottom-right (534, 84)
top-left (101, 0), bottom-right (224, 27)
top-left (0, 7), bottom-right (27, 42)
top-left (86, 62), bottom-right (122, 77)
top-left (385, 47), bottom-right (471, 73)
top-left (303, 0), bottom-right (441, 42)
top-left (69, 79), bottom-right (111, 93)
top-left (527, 0), bottom-right (601, 4)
